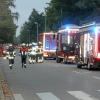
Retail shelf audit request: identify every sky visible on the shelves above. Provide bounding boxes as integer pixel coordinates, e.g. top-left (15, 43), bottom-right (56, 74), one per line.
top-left (14, 0), bottom-right (51, 36)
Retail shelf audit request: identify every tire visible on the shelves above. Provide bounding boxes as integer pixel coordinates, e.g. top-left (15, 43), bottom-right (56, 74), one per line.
top-left (77, 64), bottom-right (82, 68)
top-left (56, 57), bottom-right (61, 63)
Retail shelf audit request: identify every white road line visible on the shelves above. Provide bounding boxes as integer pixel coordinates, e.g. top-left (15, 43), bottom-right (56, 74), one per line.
top-left (93, 76), bottom-right (100, 80)
top-left (73, 71), bottom-right (91, 74)
top-left (67, 91), bottom-right (98, 100)
top-left (36, 92), bottom-right (60, 100)
top-left (73, 71), bottom-right (82, 74)
top-left (83, 71), bottom-right (91, 74)
top-left (14, 94), bottom-right (24, 100)
top-left (96, 90), bottom-right (100, 92)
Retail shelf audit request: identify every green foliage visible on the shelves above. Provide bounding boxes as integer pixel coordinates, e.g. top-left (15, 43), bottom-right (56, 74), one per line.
top-left (20, 9), bottom-right (45, 43)
top-left (0, 0), bottom-right (18, 43)
top-left (20, 0), bottom-right (100, 43)
top-left (46, 0), bottom-right (100, 30)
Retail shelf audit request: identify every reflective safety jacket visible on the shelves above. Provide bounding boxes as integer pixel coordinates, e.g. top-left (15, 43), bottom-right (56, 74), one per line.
top-left (20, 47), bottom-right (28, 55)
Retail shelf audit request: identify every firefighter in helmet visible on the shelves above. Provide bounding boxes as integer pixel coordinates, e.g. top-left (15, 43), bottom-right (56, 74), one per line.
top-left (36, 42), bottom-right (43, 63)
top-left (28, 43), bottom-right (37, 64)
top-left (20, 43), bottom-right (28, 68)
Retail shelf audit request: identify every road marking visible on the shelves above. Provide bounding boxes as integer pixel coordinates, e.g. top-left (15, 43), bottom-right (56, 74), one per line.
top-left (73, 71), bottom-right (91, 74)
top-left (36, 92), bottom-right (60, 100)
top-left (67, 91), bottom-right (98, 100)
top-left (83, 71), bottom-right (91, 74)
top-left (96, 90), bottom-right (100, 92)
top-left (73, 71), bottom-right (82, 74)
top-left (93, 76), bottom-right (100, 80)
top-left (14, 94), bottom-right (24, 100)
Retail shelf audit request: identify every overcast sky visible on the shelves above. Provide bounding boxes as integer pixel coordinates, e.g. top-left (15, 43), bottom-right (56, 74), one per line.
top-left (15, 0), bottom-right (51, 36)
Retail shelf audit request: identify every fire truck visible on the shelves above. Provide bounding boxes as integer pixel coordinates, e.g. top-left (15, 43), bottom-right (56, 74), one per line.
top-left (77, 22), bottom-right (100, 69)
top-left (56, 24), bottom-right (79, 63)
top-left (39, 32), bottom-right (57, 59)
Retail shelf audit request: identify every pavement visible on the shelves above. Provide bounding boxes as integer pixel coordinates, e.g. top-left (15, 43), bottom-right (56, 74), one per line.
top-left (0, 57), bottom-right (15, 100)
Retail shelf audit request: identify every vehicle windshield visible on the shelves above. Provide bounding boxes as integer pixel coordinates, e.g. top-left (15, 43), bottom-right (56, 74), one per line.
top-left (62, 43), bottom-right (75, 53)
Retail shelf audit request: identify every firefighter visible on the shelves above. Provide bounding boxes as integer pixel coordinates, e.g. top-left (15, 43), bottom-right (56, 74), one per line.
top-left (20, 43), bottom-right (28, 68)
top-left (36, 42), bottom-right (43, 63)
top-left (28, 43), bottom-right (37, 64)
top-left (7, 44), bottom-right (16, 69)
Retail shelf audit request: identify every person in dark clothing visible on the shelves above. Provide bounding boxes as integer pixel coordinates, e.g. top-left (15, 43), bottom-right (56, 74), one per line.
top-left (20, 43), bottom-right (28, 68)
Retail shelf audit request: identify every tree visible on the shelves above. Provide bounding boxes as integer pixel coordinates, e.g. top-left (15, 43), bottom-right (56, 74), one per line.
top-left (20, 9), bottom-right (45, 43)
top-left (45, 0), bottom-right (80, 31)
top-left (20, 0), bottom-right (100, 43)
top-left (0, 0), bottom-right (18, 43)
top-left (45, 0), bottom-right (100, 30)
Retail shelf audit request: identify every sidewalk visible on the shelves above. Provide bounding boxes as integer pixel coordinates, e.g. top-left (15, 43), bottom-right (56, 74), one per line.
top-left (0, 57), bottom-right (15, 100)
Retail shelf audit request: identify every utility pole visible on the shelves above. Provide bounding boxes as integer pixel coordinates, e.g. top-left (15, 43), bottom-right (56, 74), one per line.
top-left (44, 8), bottom-right (47, 32)
top-left (35, 22), bottom-right (39, 42)
top-left (60, 8), bottom-right (63, 27)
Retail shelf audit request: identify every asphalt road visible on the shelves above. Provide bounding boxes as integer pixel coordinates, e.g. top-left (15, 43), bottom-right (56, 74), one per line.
top-left (1, 54), bottom-right (100, 100)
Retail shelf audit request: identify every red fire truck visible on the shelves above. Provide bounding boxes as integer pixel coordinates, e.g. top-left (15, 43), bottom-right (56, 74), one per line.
top-left (77, 22), bottom-right (100, 69)
top-left (39, 32), bottom-right (57, 59)
top-left (56, 24), bottom-right (79, 63)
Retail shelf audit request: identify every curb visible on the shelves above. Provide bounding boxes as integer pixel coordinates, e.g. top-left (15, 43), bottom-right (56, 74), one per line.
top-left (1, 80), bottom-right (15, 100)
top-left (0, 81), bottom-right (5, 100)
top-left (0, 62), bottom-right (15, 100)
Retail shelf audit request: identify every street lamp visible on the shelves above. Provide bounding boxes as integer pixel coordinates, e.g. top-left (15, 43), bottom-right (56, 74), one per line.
top-left (44, 8), bottom-right (47, 32)
top-left (35, 22), bottom-right (39, 42)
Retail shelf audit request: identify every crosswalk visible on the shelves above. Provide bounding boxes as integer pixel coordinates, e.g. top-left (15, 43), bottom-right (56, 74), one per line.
top-left (14, 90), bottom-right (100, 100)
top-left (67, 91), bottom-right (98, 100)
top-left (14, 94), bottom-right (24, 100)
top-left (36, 92), bottom-right (60, 100)
top-left (73, 70), bottom-right (91, 74)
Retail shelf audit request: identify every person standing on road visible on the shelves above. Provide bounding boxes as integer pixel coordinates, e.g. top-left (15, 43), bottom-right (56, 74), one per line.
top-left (36, 42), bottom-right (44, 63)
top-left (7, 44), bottom-right (15, 69)
top-left (20, 43), bottom-right (28, 68)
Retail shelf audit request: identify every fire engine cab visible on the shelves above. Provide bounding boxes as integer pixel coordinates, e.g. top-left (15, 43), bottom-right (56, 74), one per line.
top-left (77, 22), bottom-right (100, 69)
top-left (56, 24), bottom-right (79, 63)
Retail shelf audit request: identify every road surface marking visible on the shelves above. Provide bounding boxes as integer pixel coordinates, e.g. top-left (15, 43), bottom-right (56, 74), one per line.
top-left (36, 92), bottom-right (60, 100)
top-left (83, 71), bottom-right (91, 74)
top-left (14, 94), bottom-right (24, 100)
top-left (96, 90), bottom-right (100, 92)
top-left (93, 76), bottom-right (100, 80)
top-left (73, 71), bottom-right (82, 74)
top-left (67, 91), bottom-right (98, 100)
top-left (73, 71), bottom-right (91, 74)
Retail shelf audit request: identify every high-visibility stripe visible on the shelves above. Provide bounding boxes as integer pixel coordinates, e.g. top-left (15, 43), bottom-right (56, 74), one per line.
top-left (93, 76), bottom-right (100, 80)
top-left (36, 92), bottom-right (60, 100)
top-left (67, 91), bottom-right (98, 100)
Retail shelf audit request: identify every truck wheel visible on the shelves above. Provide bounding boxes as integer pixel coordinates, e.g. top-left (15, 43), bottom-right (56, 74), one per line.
top-left (77, 64), bottom-right (82, 68)
top-left (56, 57), bottom-right (61, 63)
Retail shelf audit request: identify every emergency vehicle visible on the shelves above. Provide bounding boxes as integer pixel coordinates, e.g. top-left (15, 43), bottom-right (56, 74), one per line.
top-left (39, 32), bottom-right (57, 59)
top-left (56, 24), bottom-right (79, 63)
top-left (77, 22), bottom-right (100, 69)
